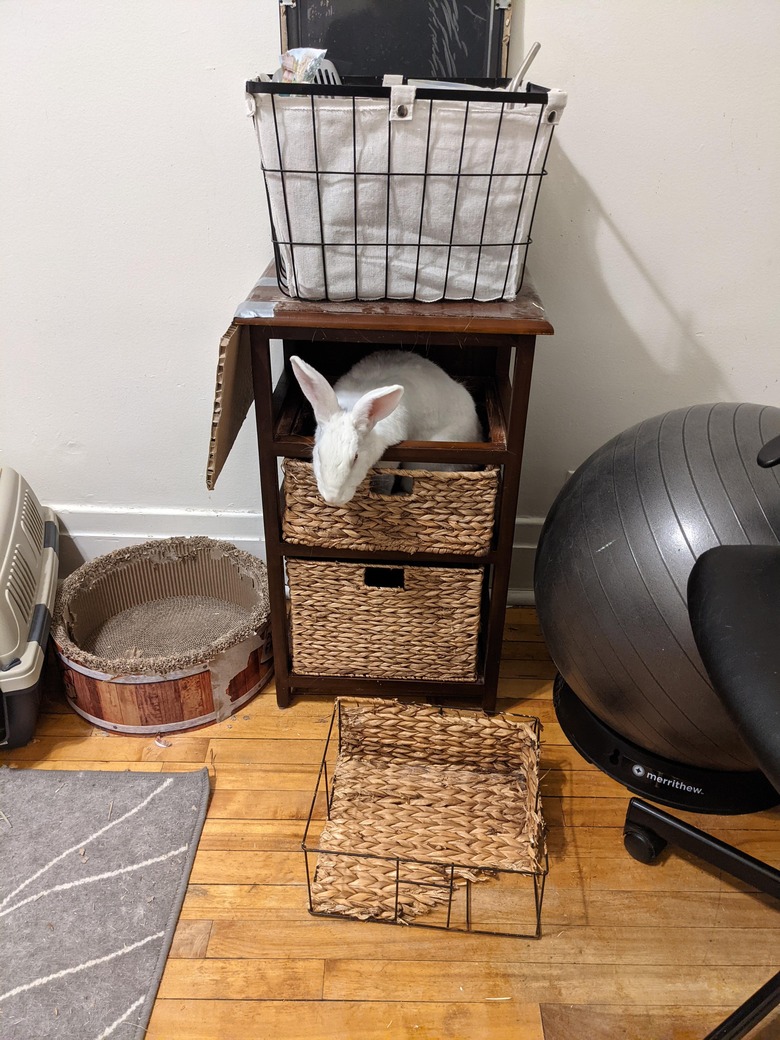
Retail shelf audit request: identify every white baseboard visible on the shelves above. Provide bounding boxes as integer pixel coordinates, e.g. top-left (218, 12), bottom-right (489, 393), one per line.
top-left (52, 505), bottom-right (264, 575)
top-left (508, 516), bottom-right (543, 605)
top-left (52, 506), bottom-right (543, 603)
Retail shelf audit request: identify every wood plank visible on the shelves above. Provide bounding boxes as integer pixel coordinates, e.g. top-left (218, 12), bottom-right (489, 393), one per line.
top-left (200, 707), bottom-right (333, 740)
top-left (181, 884), bottom-right (305, 918)
top-left (147, 999), bottom-right (545, 1040)
top-left (192, 886), bottom-right (776, 930)
top-left (166, 764), bottom-right (321, 791)
top-left (158, 958), bottom-right (324, 1000)
top-left (501, 642), bottom-right (556, 662)
top-left (499, 659), bottom-right (557, 680)
top-left (186, 886), bottom-right (304, 921)
top-left (206, 738), bottom-right (325, 766)
top-left (207, 915), bottom-right (780, 961)
top-left (1, 734), bottom-right (209, 763)
top-left (539, 1003), bottom-right (764, 1040)
top-left (199, 819), bottom-right (314, 851)
top-left (503, 606), bottom-right (540, 627)
top-left (542, 795), bottom-right (780, 831)
top-left (322, 960), bottom-right (775, 1007)
top-left (1, 760), bottom-right (164, 773)
top-left (190, 850), bottom-right (305, 886)
top-left (169, 920), bottom-right (213, 959)
top-left (497, 678), bottom-right (553, 700)
top-left (206, 789), bottom-right (322, 821)
top-left (199, 919), bottom-right (779, 967)
top-left (34, 713), bottom-right (101, 737)
top-left (195, 816), bottom-right (777, 894)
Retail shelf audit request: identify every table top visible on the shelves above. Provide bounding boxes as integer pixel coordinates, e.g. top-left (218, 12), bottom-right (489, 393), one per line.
top-left (234, 263), bottom-right (553, 336)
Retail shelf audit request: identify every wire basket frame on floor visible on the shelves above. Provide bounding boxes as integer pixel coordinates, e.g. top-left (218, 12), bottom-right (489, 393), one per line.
top-left (246, 78), bottom-right (566, 303)
top-left (302, 699), bottom-right (548, 938)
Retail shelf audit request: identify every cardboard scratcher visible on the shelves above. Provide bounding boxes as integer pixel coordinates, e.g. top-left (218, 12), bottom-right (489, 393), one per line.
top-left (53, 536), bottom-right (272, 734)
top-left (303, 699), bottom-right (548, 938)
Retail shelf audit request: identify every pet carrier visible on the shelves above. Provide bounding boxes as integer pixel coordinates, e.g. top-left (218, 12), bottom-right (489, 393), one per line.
top-left (0, 468), bottom-right (59, 749)
top-left (246, 76), bottom-right (567, 302)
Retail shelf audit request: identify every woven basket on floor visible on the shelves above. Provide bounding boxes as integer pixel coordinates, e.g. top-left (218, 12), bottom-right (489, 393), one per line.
top-left (287, 560), bottom-right (483, 681)
top-left (282, 460), bottom-right (499, 555)
top-left (304, 699), bottom-right (547, 936)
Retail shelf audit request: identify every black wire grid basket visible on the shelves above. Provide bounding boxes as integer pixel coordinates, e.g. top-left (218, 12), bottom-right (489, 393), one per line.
top-left (302, 699), bottom-right (548, 938)
top-left (246, 77), bottom-right (566, 303)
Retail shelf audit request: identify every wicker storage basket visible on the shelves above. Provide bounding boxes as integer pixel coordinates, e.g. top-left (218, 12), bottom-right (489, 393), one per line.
top-left (288, 560), bottom-right (482, 681)
top-left (53, 537), bottom-right (272, 734)
top-left (282, 460), bottom-right (498, 555)
top-left (303, 699), bottom-right (547, 937)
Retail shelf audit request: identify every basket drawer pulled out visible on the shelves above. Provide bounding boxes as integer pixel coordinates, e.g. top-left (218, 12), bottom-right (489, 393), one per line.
top-left (288, 560), bottom-right (483, 682)
top-left (283, 460), bottom-right (499, 555)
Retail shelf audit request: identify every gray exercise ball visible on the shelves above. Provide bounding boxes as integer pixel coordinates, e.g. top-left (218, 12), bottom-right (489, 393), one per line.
top-left (534, 402), bottom-right (780, 771)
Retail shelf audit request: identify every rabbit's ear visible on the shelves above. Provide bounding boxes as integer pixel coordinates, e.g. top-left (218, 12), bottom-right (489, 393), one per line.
top-left (352, 385), bottom-right (404, 434)
top-left (290, 356), bottom-right (340, 423)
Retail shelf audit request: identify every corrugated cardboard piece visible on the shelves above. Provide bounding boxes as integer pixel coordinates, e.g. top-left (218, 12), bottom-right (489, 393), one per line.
top-left (207, 323), bottom-right (253, 490)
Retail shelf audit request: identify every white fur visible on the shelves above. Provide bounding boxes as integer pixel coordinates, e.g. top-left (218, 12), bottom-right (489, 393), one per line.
top-left (290, 351), bottom-right (482, 505)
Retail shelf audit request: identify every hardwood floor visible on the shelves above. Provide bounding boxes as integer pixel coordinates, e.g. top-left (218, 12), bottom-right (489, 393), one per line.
top-left (7, 608), bottom-right (779, 1040)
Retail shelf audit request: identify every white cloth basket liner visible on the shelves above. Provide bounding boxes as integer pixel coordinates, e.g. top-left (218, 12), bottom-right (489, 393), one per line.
top-left (252, 89), bottom-right (566, 302)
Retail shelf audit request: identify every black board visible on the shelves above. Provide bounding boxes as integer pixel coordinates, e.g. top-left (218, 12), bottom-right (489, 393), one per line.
top-left (281, 0), bottom-right (510, 79)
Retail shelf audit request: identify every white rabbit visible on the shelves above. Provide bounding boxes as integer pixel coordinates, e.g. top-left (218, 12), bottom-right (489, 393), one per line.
top-left (289, 350), bottom-right (483, 505)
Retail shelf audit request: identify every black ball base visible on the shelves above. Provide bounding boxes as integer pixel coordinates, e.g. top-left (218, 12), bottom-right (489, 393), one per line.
top-left (553, 676), bottom-right (780, 815)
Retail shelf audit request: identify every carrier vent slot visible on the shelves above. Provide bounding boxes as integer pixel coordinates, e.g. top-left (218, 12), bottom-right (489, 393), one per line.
top-left (7, 547), bottom-right (37, 626)
top-left (21, 491), bottom-right (45, 554)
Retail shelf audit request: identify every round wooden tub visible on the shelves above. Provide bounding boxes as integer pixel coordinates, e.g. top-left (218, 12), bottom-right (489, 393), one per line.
top-left (52, 536), bottom-right (272, 734)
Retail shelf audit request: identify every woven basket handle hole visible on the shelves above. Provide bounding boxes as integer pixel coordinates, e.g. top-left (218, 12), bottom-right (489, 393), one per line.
top-left (364, 567), bottom-right (405, 590)
top-left (369, 474), bottom-right (414, 497)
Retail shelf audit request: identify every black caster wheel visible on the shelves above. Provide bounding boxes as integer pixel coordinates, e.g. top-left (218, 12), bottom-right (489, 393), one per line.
top-left (624, 825), bottom-right (668, 864)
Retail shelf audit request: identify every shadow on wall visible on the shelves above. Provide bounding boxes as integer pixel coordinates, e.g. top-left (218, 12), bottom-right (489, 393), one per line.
top-left (56, 519), bottom-right (87, 577)
top-left (518, 140), bottom-right (738, 518)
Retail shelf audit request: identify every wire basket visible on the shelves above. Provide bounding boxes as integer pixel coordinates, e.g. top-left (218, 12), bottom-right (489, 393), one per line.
top-left (303, 699), bottom-right (548, 938)
top-left (246, 77), bottom-right (566, 303)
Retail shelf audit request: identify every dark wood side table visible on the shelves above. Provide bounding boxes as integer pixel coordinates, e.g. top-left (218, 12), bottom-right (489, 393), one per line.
top-left (215, 267), bottom-right (553, 708)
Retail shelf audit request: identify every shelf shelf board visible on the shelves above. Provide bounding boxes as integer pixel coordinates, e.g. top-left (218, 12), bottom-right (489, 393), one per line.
top-left (285, 674), bottom-right (488, 697)
top-left (236, 265), bottom-right (554, 337)
top-left (280, 542), bottom-right (496, 566)
top-left (269, 372), bottom-right (509, 462)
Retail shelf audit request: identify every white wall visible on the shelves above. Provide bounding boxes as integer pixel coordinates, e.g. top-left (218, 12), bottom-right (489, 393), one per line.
top-left (510, 1), bottom-right (780, 521)
top-left (2, 2), bottom-right (779, 587)
top-left (0, 1), bottom-right (277, 567)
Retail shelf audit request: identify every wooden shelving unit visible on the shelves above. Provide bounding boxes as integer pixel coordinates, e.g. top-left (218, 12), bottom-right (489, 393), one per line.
top-left (235, 266), bottom-right (553, 708)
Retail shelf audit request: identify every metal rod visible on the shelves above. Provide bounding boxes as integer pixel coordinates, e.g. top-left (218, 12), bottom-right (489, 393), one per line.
top-left (625, 798), bottom-right (780, 899)
top-left (247, 81), bottom-right (549, 105)
top-left (443, 100), bottom-right (471, 299)
top-left (412, 100), bottom-right (435, 301)
top-left (303, 850), bottom-right (314, 912)
top-left (309, 95), bottom-right (329, 300)
top-left (501, 100), bottom-right (545, 298)
top-left (352, 96), bottom-right (358, 300)
top-left (269, 94), bottom-right (299, 297)
top-left (446, 865), bottom-right (456, 929)
top-left (703, 970), bottom-right (780, 1040)
top-left (472, 102), bottom-right (506, 297)
top-left (394, 859), bottom-right (401, 924)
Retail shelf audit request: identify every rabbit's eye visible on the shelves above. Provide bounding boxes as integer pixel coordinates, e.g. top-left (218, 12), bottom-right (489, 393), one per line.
top-left (352, 452), bottom-right (359, 465)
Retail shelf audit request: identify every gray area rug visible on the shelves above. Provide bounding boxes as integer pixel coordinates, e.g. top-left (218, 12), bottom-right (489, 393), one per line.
top-left (0, 767), bottom-right (209, 1040)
